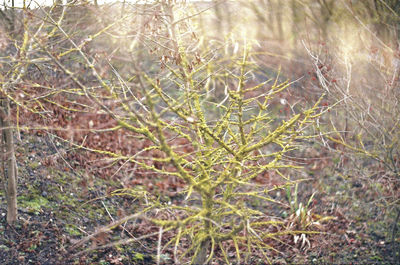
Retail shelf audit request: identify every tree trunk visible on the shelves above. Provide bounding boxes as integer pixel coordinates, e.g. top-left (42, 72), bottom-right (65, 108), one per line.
top-left (192, 195), bottom-right (213, 264)
top-left (1, 98), bottom-right (17, 225)
top-left (192, 237), bottom-right (211, 265)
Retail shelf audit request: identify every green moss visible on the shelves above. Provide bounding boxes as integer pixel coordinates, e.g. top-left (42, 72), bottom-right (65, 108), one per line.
top-left (54, 192), bottom-right (76, 205)
top-left (65, 224), bottom-right (82, 236)
top-left (0, 245), bottom-right (10, 251)
top-left (28, 244), bottom-right (38, 251)
top-left (55, 172), bottom-right (74, 185)
top-left (28, 161), bottom-right (40, 170)
top-left (133, 252), bottom-right (144, 261)
top-left (19, 195), bottom-right (49, 212)
top-left (16, 147), bottom-right (24, 153)
top-left (371, 182), bottom-right (383, 192)
top-left (98, 260), bottom-right (110, 265)
top-left (95, 208), bottom-right (106, 216)
top-left (370, 255), bottom-right (383, 261)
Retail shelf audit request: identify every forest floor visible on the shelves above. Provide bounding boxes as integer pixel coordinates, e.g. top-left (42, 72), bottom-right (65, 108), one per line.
top-left (0, 132), bottom-right (399, 264)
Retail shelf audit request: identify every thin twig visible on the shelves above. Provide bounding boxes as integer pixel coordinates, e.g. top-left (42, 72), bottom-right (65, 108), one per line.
top-left (392, 207), bottom-right (400, 260)
top-left (157, 226), bottom-right (163, 265)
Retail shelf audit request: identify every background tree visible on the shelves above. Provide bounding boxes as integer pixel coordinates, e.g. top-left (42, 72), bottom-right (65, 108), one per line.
top-left (0, 0), bottom-right (21, 225)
